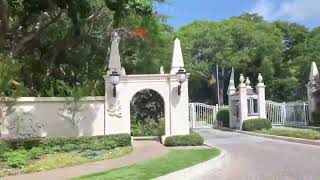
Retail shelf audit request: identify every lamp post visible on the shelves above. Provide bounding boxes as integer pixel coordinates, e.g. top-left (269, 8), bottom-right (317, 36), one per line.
top-left (110, 71), bottom-right (120, 97)
top-left (176, 68), bottom-right (187, 95)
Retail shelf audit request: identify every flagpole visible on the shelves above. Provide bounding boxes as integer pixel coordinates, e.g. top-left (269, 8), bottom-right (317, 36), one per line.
top-left (216, 64), bottom-right (220, 107)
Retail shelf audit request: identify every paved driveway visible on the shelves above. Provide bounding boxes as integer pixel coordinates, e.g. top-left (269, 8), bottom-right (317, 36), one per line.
top-left (196, 129), bottom-right (320, 180)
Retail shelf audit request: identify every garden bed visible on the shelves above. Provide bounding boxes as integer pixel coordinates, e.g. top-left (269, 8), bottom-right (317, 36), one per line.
top-left (0, 134), bottom-right (132, 177)
top-left (75, 148), bottom-right (221, 180)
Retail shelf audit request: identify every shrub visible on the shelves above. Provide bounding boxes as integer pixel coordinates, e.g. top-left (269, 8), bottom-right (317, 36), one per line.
top-left (3, 149), bottom-right (31, 168)
top-left (311, 112), bottom-right (320, 127)
top-left (242, 118), bottom-right (272, 131)
top-left (216, 109), bottom-right (229, 127)
top-left (0, 141), bottom-right (11, 159)
top-left (61, 144), bottom-right (78, 152)
top-left (131, 118), bottom-right (164, 137)
top-left (164, 132), bottom-right (204, 146)
top-left (28, 147), bottom-right (46, 159)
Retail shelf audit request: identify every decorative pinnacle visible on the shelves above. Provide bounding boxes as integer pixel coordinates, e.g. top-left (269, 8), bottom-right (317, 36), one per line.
top-left (258, 73), bottom-right (263, 83)
top-left (229, 67), bottom-right (235, 88)
top-left (108, 32), bottom-right (121, 71)
top-left (160, 65), bottom-right (164, 74)
top-left (239, 74), bottom-right (245, 84)
top-left (245, 77), bottom-right (251, 86)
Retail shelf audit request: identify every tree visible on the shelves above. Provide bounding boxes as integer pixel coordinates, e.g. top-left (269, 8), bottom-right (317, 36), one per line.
top-left (0, 0), bottom-right (167, 97)
top-left (176, 18), bottom-right (286, 103)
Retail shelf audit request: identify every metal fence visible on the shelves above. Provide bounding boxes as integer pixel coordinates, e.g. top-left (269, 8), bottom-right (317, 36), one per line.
top-left (190, 101), bottom-right (309, 128)
top-left (266, 101), bottom-right (309, 126)
top-left (189, 103), bottom-right (226, 128)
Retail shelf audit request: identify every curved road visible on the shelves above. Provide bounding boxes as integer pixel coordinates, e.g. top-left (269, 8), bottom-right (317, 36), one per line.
top-left (196, 129), bottom-right (320, 180)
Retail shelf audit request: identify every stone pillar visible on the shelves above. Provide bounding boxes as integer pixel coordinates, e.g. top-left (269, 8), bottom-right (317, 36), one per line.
top-left (256, 73), bottom-right (266, 118)
top-left (238, 74), bottom-right (247, 129)
top-left (168, 38), bottom-right (189, 135)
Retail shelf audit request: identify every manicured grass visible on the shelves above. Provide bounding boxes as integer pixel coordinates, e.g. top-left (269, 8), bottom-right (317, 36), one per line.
top-left (0, 146), bottom-right (132, 177)
top-left (76, 148), bottom-right (221, 180)
top-left (255, 128), bottom-right (320, 140)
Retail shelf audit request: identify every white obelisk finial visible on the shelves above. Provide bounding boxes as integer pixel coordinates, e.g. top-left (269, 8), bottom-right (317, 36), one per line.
top-left (108, 32), bottom-right (121, 72)
top-left (170, 38), bottom-right (184, 74)
top-left (309, 61), bottom-right (319, 82)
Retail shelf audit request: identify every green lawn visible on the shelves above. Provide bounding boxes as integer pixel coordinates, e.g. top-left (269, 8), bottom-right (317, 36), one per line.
top-left (76, 148), bottom-right (221, 180)
top-left (255, 128), bottom-right (320, 140)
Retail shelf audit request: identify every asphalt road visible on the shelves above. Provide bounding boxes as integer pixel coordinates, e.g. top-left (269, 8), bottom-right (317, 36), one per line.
top-left (196, 129), bottom-right (320, 180)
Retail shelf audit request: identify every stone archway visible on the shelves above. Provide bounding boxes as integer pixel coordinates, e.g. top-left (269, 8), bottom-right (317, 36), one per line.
top-left (104, 36), bottom-right (190, 140)
top-left (130, 89), bottom-right (165, 136)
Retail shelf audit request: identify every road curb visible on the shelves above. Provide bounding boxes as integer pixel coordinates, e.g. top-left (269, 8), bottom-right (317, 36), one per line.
top-left (155, 147), bottom-right (226, 180)
top-left (235, 130), bottom-right (320, 147)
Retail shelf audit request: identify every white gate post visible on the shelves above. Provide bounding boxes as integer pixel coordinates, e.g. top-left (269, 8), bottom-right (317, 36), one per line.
top-left (303, 102), bottom-right (307, 126)
top-left (282, 102), bottom-right (286, 125)
top-left (192, 103), bottom-right (196, 128)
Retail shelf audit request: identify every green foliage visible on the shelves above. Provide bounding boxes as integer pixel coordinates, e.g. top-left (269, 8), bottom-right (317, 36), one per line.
top-left (0, 134), bottom-right (131, 168)
top-left (130, 89), bottom-right (165, 137)
top-left (131, 118), bottom-right (165, 136)
top-left (0, 134), bottom-right (131, 153)
top-left (176, 14), bottom-right (319, 103)
top-left (28, 147), bottom-right (46, 159)
top-left (164, 132), bottom-right (204, 146)
top-left (311, 112), bottom-right (320, 127)
top-left (0, 54), bottom-right (27, 97)
top-left (0, 142), bottom-right (11, 159)
top-left (1, 0), bottom-right (166, 98)
top-left (242, 118), bottom-right (272, 131)
top-left (61, 144), bottom-right (79, 152)
top-left (131, 90), bottom-right (164, 123)
top-left (217, 108), bottom-right (229, 127)
top-left (3, 149), bottom-right (30, 168)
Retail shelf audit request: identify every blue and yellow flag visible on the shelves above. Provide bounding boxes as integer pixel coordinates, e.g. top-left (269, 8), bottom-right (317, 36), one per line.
top-left (208, 66), bottom-right (219, 87)
top-left (209, 74), bottom-right (216, 84)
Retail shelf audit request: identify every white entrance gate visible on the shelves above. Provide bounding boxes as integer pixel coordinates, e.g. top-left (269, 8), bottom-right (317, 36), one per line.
top-left (266, 101), bottom-right (309, 126)
top-left (189, 103), bottom-right (220, 128)
top-left (105, 36), bottom-right (190, 140)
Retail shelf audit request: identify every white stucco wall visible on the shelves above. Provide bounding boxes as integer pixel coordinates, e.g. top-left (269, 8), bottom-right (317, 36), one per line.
top-left (1, 97), bottom-right (105, 139)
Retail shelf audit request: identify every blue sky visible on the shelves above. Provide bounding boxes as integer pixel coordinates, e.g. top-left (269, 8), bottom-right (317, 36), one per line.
top-left (155, 0), bottom-right (320, 30)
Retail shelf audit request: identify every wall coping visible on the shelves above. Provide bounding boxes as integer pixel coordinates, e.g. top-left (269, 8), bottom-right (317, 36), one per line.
top-left (2, 96), bottom-right (105, 102)
top-left (103, 73), bottom-right (191, 82)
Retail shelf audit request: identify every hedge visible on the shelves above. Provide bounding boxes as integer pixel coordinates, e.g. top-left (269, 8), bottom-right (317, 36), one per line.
top-left (216, 108), bottom-right (229, 127)
top-left (164, 132), bottom-right (204, 146)
top-left (242, 118), bottom-right (272, 131)
top-left (0, 133), bottom-right (131, 153)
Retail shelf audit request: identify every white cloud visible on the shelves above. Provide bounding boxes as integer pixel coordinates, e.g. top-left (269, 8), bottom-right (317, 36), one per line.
top-left (250, 0), bottom-right (320, 24)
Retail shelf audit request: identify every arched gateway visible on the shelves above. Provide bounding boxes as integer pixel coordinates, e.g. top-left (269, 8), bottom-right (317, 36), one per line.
top-left (104, 35), bottom-right (190, 141)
